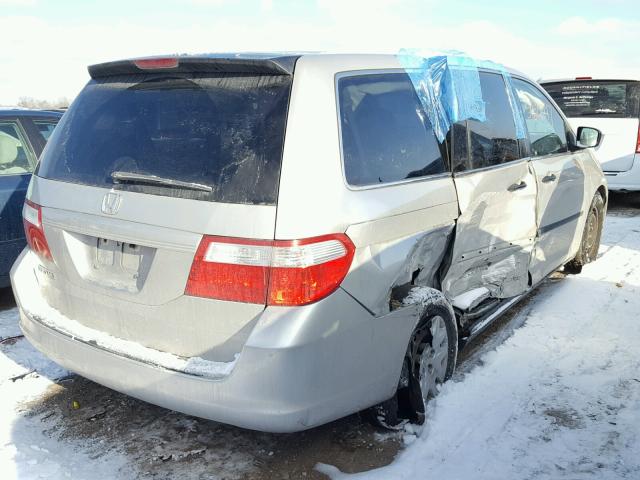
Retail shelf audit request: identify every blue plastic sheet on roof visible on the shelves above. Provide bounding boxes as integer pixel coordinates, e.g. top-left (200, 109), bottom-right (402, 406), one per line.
top-left (397, 49), bottom-right (526, 142)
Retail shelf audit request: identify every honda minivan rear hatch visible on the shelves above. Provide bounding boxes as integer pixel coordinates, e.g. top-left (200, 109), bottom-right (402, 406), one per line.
top-left (28, 56), bottom-right (294, 360)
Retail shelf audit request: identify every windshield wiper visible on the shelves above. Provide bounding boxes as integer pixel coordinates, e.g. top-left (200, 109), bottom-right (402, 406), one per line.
top-left (111, 171), bottom-right (213, 193)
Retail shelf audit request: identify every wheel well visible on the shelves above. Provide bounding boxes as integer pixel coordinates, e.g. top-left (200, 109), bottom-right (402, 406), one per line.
top-left (597, 185), bottom-right (607, 204)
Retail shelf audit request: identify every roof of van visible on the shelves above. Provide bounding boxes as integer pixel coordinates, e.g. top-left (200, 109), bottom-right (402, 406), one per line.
top-left (88, 52), bottom-right (528, 80)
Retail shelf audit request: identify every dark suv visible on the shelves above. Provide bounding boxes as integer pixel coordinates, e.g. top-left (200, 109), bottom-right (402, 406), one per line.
top-left (0, 108), bottom-right (62, 287)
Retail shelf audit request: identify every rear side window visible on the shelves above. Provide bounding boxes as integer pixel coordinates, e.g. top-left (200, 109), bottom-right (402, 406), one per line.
top-left (513, 79), bottom-right (568, 157)
top-left (0, 121), bottom-right (36, 175)
top-left (37, 74), bottom-right (292, 205)
top-left (463, 72), bottom-right (521, 171)
top-left (543, 80), bottom-right (640, 118)
top-left (33, 121), bottom-right (58, 142)
top-left (338, 73), bottom-right (445, 187)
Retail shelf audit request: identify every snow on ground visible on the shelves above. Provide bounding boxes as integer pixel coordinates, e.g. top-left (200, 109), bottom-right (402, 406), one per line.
top-left (1, 209), bottom-right (639, 480)
top-left (319, 213), bottom-right (640, 479)
top-left (0, 307), bottom-right (128, 479)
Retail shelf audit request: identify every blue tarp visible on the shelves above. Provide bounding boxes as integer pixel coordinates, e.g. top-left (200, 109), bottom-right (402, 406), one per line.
top-left (397, 49), bottom-right (527, 142)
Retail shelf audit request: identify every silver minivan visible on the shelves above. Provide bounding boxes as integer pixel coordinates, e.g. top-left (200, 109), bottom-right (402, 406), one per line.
top-left (12, 53), bottom-right (607, 432)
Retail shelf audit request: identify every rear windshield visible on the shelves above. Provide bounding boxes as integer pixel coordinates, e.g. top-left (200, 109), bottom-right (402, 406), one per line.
top-left (542, 80), bottom-right (640, 118)
top-left (37, 73), bottom-right (292, 205)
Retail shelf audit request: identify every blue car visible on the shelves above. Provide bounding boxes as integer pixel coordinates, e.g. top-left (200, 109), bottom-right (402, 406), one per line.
top-left (0, 108), bottom-right (62, 288)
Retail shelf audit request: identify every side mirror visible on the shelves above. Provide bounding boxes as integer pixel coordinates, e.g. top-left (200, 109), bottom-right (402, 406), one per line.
top-left (576, 126), bottom-right (603, 148)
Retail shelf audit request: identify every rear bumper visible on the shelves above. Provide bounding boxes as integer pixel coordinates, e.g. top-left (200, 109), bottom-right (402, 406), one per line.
top-left (19, 309), bottom-right (343, 432)
top-left (11, 249), bottom-right (416, 432)
top-left (605, 154), bottom-right (640, 191)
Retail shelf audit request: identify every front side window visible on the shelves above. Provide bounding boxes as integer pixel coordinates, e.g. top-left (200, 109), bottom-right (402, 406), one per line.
top-left (513, 79), bottom-right (568, 157)
top-left (338, 72), bottom-right (446, 187)
top-left (0, 122), bottom-right (36, 176)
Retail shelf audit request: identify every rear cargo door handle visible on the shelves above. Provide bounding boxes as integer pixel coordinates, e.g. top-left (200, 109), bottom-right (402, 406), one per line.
top-left (508, 181), bottom-right (527, 192)
top-left (542, 173), bottom-right (557, 183)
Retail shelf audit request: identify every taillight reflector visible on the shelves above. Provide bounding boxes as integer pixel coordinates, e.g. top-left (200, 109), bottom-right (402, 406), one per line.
top-left (636, 125), bottom-right (640, 154)
top-left (23, 200), bottom-right (53, 262)
top-left (133, 57), bottom-right (179, 70)
top-left (185, 234), bottom-right (355, 306)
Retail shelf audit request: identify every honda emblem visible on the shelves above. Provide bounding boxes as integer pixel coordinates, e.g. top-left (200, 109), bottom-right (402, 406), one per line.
top-left (101, 192), bottom-right (122, 215)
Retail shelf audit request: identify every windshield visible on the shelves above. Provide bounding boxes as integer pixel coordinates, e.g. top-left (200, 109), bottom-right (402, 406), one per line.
top-left (542, 80), bottom-right (640, 118)
top-left (37, 73), bottom-right (292, 205)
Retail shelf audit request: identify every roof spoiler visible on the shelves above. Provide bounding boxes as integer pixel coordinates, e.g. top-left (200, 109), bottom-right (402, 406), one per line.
top-left (88, 55), bottom-right (298, 78)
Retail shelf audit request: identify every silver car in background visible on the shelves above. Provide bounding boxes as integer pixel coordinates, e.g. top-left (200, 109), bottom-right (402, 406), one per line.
top-left (11, 53), bottom-right (607, 432)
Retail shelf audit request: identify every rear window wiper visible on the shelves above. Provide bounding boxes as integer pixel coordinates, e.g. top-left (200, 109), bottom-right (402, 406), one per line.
top-left (111, 171), bottom-right (213, 193)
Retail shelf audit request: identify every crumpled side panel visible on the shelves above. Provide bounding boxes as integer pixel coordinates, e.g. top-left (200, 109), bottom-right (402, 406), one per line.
top-left (441, 245), bottom-right (531, 301)
top-left (341, 224), bottom-right (454, 316)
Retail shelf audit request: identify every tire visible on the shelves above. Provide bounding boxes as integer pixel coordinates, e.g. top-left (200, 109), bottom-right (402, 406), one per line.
top-left (564, 191), bottom-right (605, 275)
top-left (367, 301), bottom-right (458, 429)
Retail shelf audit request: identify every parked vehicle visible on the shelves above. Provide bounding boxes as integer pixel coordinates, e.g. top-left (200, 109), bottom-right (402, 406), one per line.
top-left (541, 78), bottom-right (640, 192)
top-left (11, 54), bottom-right (606, 432)
top-left (0, 108), bottom-right (62, 287)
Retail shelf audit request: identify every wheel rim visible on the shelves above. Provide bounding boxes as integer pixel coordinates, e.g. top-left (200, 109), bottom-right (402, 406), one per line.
top-left (584, 205), bottom-right (599, 257)
top-left (418, 316), bottom-right (449, 404)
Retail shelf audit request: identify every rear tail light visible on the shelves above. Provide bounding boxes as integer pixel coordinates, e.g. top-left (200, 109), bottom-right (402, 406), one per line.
top-left (185, 234), bottom-right (355, 306)
top-left (636, 125), bottom-right (640, 154)
top-left (23, 200), bottom-right (53, 262)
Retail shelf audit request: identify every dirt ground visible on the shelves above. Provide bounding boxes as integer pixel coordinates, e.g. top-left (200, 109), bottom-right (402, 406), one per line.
top-left (2, 192), bottom-right (639, 480)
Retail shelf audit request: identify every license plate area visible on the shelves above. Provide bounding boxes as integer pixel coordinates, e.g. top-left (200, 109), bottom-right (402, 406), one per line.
top-left (96, 238), bottom-right (142, 273)
top-left (88, 237), bottom-right (154, 292)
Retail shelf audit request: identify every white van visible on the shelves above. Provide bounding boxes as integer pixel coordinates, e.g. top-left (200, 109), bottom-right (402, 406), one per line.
top-left (541, 78), bottom-right (640, 192)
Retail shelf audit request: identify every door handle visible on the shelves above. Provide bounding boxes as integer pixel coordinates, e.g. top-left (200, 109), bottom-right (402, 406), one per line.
top-left (508, 181), bottom-right (527, 192)
top-left (542, 173), bottom-right (557, 183)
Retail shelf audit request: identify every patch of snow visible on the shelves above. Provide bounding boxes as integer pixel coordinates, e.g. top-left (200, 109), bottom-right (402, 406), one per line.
top-left (1, 318), bottom-right (127, 479)
top-left (0, 308), bottom-right (21, 339)
top-left (30, 310), bottom-right (238, 378)
top-left (451, 286), bottom-right (490, 311)
top-left (402, 286), bottom-right (457, 324)
top-left (320, 213), bottom-right (640, 479)
top-left (402, 285), bottom-right (445, 306)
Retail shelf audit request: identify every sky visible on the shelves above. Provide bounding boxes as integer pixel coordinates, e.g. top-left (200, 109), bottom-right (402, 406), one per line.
top-left (1, 0), bottom-right (639, 105)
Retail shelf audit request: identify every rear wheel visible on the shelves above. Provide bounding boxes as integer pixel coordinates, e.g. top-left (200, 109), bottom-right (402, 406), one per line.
top-left (367, 302), bottom-right (457, 429)
top-left (564, 191), bottom-right (605, 274)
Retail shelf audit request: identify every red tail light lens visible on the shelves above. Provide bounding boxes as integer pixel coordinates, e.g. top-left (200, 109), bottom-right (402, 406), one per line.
top-left (268, 234), bottom-right (356, 306)
top-left (636, 125), bottom-right (640, 154)
top-left (186, 237), bottom-right (272, 304)
top-left (185, 233), bottom-right (355, 306)
top-left (133, 57), bottom-right (179, 70)
top-left (23, 200), bottom-right (53, 262)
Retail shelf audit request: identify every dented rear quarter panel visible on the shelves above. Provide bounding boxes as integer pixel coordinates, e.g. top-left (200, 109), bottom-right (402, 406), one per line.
top-left (275, 56), bottom-right (460, 316)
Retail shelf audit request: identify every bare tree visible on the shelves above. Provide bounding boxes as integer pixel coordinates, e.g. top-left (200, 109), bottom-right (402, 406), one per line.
top-left (16, 96), bottom-right (70, 109)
